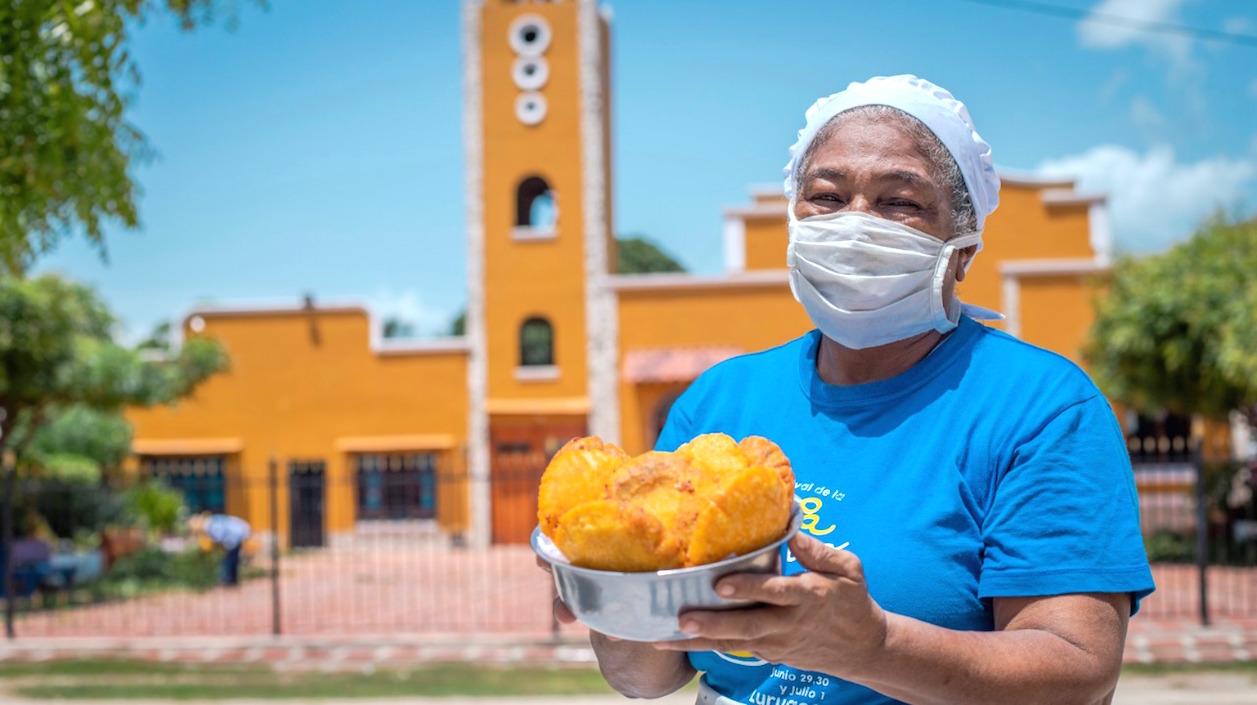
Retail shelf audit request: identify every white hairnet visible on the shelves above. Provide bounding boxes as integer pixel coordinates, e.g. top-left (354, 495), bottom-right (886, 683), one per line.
top-left (782, 75), bottom-right (1000, 233)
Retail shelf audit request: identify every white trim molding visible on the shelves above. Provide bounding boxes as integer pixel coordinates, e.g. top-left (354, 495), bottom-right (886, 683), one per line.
top-left (999, 258), bottom-right (1111, 277)
top-left (462, 0), bottom-right (490, 550)
top-left (995, 169), bottom-right (1076, 189)
top-left (514, 364), bottom-right (560, 382)
top-left (510, 225), bottom-right (557, 242)
top-left (377, 338), bottom-right (471, 357)
top-left (1001, 274), bottom-right (1022, 339)
top-left (579, 0), bottom-right (619, 444)
top-left (722, 216), bottom-right (746, 273)
top-left (1088, 201), bottom-right (1113, 266)
top-left (1041, 189), bottom-right (1106, 206)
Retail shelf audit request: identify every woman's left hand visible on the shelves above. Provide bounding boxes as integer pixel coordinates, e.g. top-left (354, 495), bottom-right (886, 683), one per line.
top-left (653, 532), bottom-right (889, 680)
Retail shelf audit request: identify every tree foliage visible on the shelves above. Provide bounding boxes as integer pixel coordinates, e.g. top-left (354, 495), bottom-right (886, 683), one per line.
top-left (0, 0), bottom-right (256, 272)
top-left (617, 236), bottom-right (686, 274)
top-left (1085, 215), bottom-right (1257, 423)
top-left (0, 274), bottom-right (229, 469)
top-left (382, 316), bottom-right (415, 339)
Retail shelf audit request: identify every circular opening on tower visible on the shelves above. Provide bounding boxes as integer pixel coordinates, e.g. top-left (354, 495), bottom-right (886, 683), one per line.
top-left (508, 14), bottom-right (551, 56)
top-left (515, 92), bottom-right (548, 126)
top-left (512, 56), bottom-right (549, 91)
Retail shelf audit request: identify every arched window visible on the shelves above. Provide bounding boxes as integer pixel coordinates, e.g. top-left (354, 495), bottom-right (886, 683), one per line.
top-left (519, 317), bottom-right (554, 367)
top-left (516, 176), bottom-right (557, 229)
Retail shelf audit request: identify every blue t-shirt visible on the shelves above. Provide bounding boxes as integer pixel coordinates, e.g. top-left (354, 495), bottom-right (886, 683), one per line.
top-left (655, 319), bottom-right (1155, 705)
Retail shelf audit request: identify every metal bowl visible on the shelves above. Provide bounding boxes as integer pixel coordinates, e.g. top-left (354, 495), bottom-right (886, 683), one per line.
top-left (532, 502), bottom-right (803, 642)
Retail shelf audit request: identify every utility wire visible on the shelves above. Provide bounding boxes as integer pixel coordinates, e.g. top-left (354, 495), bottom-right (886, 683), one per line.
top-left (951, 0), bottom-right (1257, 48)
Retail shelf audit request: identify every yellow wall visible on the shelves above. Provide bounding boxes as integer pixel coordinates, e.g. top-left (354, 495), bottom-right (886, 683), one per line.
top-left (744, 213), bottom-right (789, 271)
top-left (1016, 274), bottom-right (1106, 364)
top-left (616, 283), bottom-right (814, 454)
top-left (126, 309), bottom-right (469, 538)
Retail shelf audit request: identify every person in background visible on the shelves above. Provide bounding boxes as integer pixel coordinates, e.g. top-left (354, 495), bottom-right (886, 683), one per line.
top-left (189, 511), bottom-right (251, 586)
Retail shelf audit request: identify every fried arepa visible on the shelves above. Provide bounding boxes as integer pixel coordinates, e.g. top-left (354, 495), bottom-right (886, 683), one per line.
top-left (541, 433), bottom-right (796, 571)
top-left (537, 436), bottom-right (629, 539)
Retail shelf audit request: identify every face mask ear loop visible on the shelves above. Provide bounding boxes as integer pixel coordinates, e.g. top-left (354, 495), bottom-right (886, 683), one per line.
top-left (929, 242), bottom-right (957, 332)
top-left (932, 232), bottom-right (982, 331)
top-left (960, 235), bottom-right (980, 274)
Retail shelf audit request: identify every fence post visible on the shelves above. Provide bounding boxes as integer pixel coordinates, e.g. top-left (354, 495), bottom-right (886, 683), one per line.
top-left (269, 456), bottom-right (282, 637)
top-left (2, 448), bottom-right (14, 640)
top-left (1194, 444), bottom-right (1210, 627)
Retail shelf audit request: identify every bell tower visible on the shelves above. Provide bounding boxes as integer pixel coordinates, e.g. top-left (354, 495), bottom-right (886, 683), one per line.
top-left (463, 0), bottom-right (616, 546)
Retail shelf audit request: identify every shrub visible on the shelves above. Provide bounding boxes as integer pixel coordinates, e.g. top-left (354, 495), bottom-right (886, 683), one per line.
top-left (93, 546), bottom-right (220, 598)
top-left (124, 481), bottom-right (188, 535)
top-left (1144, 529), bottom-right (1194, 563)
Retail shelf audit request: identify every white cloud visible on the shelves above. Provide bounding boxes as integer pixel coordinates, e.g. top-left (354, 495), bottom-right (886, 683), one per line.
top-left (1036, 144), bottom-right (1255, 253)
top-left (1077, 0), bottom-right (1197, 75)
top-left (364, 288), bottom-right (457, 339)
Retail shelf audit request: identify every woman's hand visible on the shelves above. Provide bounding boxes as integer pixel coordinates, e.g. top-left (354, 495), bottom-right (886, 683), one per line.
top-left (653, 532), bottom-right (889, 680)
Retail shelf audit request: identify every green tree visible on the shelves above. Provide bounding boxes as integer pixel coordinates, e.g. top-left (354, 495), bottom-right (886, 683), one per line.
top-left (25, 404), bottom-right (132, 479)
top-left (1085, 215), bottom-right (1257, 426)
top-left (0, 0), bottom-right (259, 272)
top-left (617, 236), bottom-right (686, 274)
top-left (450, 311), bottom-right (465, 336)
top-left (382, 316), bottom-right (415, 339)
top-left (0, 274), bottom-right (229, 466)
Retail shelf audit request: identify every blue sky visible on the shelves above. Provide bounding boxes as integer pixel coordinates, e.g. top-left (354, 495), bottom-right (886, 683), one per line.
top-left (33, 0), bottom-right (1257, 340)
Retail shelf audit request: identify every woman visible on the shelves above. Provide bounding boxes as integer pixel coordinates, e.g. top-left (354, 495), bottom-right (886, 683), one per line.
top-left (562, 75), bottom-right (1154, 704)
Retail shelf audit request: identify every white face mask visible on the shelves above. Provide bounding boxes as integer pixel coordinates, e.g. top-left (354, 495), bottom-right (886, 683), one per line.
top-left (787, 209), bottom-right (1001, 350)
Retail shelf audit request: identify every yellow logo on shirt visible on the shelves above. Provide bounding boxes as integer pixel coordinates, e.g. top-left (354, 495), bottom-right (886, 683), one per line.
top-left (798, 496), bottom-right (835, 536)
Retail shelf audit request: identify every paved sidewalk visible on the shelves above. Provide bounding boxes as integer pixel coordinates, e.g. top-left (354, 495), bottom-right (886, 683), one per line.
top-left (2, 675), bottom-right (1257, 705)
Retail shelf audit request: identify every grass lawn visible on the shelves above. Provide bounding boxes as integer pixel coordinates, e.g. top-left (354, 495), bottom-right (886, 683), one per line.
top-left (1123, 660), bottom-right (1257, 677)
top-left (0, 659), bottom-right (620, 700)
top-left (1, 658), bottom-right (1253, 700)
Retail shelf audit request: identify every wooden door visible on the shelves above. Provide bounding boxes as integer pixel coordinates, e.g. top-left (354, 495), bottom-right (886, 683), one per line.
top-left (490, 419), bottom-right (586, 544)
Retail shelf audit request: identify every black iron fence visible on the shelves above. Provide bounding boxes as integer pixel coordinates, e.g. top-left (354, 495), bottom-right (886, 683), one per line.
top-left (1132, 441), bottom-right (1257, 624)
top-left (1, 448), bottom-right (1254, 641)
top-left (0, 457), bottom-right (569, 640)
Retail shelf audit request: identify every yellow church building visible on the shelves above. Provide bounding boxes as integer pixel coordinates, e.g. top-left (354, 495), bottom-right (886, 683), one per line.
top-left (126, 0), bottom-right (1116, 547)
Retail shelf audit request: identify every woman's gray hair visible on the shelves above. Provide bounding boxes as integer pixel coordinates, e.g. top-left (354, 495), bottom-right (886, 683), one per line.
top-left (795, 105), bottom-right (978, 235)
